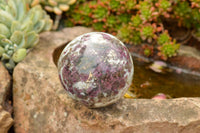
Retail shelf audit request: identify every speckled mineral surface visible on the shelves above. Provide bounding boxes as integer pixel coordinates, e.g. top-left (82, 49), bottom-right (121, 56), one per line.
top-left (58, 32), bottom-right (134, 108)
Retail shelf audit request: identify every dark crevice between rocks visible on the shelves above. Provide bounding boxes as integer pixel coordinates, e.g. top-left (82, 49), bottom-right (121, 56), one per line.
top-left (3, 78), bottom-right (13, 114)
top-left (6, 78), bottom-right (14, 133)
top-left (8, 126), bottom-right (15, 133)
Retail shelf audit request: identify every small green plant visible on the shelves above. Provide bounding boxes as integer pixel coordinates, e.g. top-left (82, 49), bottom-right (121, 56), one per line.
top-left (140, 24), bottom-right (155, 43)
top-left (118, 25), bottom-right (141, 45)
top-left (157, 31), bottom-right (171, 45)
top-left (0, 0), bottom-right (52, 70)
top-left (139, 1), bottom-right (153, 21)
top-left (142, 44), bottom-right (154, 57)
top-left (158, 40), bottom-right (180, 60)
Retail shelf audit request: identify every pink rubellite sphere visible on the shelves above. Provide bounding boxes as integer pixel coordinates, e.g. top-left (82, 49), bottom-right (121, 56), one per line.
top-left (58, 32), bottom-right (134, 108)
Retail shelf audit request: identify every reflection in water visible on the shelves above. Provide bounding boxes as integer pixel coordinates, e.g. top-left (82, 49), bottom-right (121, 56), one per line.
top-left (130, 57), bottom-right (200, 98)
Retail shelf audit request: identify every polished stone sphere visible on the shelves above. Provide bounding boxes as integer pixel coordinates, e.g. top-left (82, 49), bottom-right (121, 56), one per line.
top-left (58, 32), bottom-right (134, 108)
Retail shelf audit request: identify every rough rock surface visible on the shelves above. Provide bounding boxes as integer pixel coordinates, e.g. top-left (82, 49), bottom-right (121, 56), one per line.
top-left (178, 45), bottom-right (200, 60)
top-left (0, 106), bottom-right (13, 133)
top-left (169, 45), bottom-right (200, 72)
top-left (0, 62), bottom-right (12, 112)
top-left (13, 27), bottom-right (200, 133)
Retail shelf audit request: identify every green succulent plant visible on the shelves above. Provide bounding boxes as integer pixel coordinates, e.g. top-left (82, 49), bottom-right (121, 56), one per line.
top-left (159, 0), bottom-right (171, 11)
top-left (109, 0), bottom-right (121, 11)
top-left (160, 41), bottom-right (180, 58)
top-left (117, 25), bottom-right (132, 44)
top-left (0, 0), bottom-right (52, 70)
top-left (29, 0), bottom-right (76, 29)
top-left (139, 1), bottom-right (152, 20)
top-left (124, 0), bottom-right (136, 10)
top-left (106, 15), bottom-right (117, 28)
top-left (192, 8), bottom-right (200, 22)
top-left (141, 25), bottom-right (154, 40)
top-left (93, 5), bottom-right (109, 21)
top-left (174, 1), bottom-right (191, 18)
top-left (29, 0), bottom-right (76, 15)
top-left (131, 15), bottom-right (142, 27)
top-left (92, 22), bottom-right (104, 31)
top-left (144, 48), bottom-right (151, 56)
top-left (173, 1), bottom-right (192, 28)
top-left (79, 3), bottom-right (91, 16)
top-left (118, 25), bottom-right (142, 45)
top-left (157, 32), bottom-right (171, 45)
top-left (118, 14), bottom-right (131, 24)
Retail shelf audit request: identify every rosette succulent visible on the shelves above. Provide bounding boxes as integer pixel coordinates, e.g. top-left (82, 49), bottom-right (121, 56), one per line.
top-left (0, 0), bottom-right (52, 70)
top-left (58, 32), bottom-right (134, 108)
top-left (29, 0), bottom-right (76, 29)
top-left (159, 41), bottom-right (180, 59)
top-left (29, 0), bottom-right (76, 15)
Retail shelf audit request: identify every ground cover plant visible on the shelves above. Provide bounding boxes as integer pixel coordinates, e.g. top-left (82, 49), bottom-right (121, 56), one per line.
top-left (65, 0), bottom-right (200, 60)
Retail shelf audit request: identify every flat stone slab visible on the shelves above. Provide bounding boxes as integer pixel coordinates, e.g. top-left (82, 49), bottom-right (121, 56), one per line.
top-left (13, 27), bottom-right (200, 133)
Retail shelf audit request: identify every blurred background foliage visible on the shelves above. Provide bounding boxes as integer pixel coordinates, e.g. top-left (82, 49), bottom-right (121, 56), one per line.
top-left (64, 0), bottom-right (200, 59)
